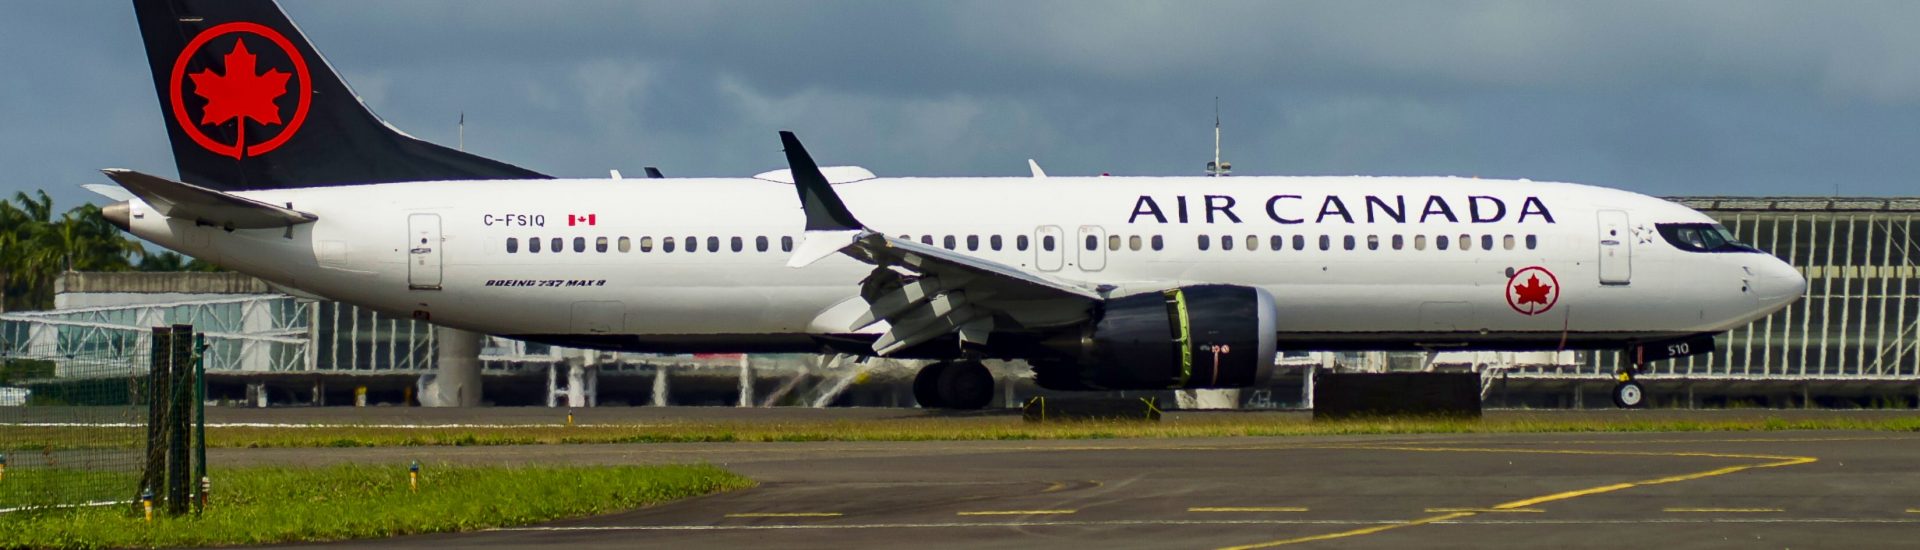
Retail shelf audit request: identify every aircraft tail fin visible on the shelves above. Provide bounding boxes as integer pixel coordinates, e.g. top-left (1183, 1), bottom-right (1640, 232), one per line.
top-left (131, 0), bottom-right (547, 191)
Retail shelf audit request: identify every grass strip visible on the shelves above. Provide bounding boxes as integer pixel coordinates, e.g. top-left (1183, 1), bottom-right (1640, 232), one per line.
top-left (0, 463), bottom-right (751, 549)
top-left (9, 412), bottom-right (1920, 451)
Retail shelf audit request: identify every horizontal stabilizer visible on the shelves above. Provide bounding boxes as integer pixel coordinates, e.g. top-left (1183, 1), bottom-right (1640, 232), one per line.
top-left (101, 169), bottom-right (318, 229)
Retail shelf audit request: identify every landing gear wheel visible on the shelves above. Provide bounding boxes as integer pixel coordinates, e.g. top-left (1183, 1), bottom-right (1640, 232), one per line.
top-left (1612, 381), bottom-right (1645, 409)
top-left (937, 361), bottom-right (995, 410)
top-left (913, 362), bottom-right (951, 409)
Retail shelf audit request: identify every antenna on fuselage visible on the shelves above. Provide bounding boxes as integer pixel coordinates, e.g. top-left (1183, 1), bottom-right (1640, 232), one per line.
top-left (1206, 97), bottom-right (1230, 177)
top-left (457, 112), bottom-right (465, 152)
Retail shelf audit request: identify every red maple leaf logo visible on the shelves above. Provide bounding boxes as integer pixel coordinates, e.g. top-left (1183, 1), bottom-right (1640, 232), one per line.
top-left (188, 39), bottom-right (289, 157)
top-left (1513, 275), bottom-right (1553, 306)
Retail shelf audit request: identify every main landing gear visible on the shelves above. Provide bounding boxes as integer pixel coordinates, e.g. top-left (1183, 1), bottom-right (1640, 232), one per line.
top-left (913, 360), bottom-right (994, 410)
top-left (1612, 367), bottom-right (1646, 409)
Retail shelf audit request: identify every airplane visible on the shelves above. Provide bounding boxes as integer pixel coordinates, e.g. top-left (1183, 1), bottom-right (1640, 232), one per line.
top-left (98, 0), bottom-right (1805, 409)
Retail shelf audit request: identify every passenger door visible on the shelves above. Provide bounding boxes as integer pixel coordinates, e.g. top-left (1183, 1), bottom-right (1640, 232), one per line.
top-left (1597, 210), bottom-right (1631, 285)
top-left (407, 213), bottom-right (443, 290)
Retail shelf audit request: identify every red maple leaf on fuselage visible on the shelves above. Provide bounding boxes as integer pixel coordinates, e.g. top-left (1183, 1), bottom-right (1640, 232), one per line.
top-left (1513, 275), bottom-right (1553, 305)
top-left (188, 39), bottom-right (289, 154)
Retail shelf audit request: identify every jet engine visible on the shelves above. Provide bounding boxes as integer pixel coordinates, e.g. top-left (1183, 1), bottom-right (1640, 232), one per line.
top-left (1033, 284), bottom-right (1278, 391)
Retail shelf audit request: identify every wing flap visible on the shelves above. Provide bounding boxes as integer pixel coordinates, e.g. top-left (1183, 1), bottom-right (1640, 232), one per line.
top-left (101, 169), bottom-right (318, 229)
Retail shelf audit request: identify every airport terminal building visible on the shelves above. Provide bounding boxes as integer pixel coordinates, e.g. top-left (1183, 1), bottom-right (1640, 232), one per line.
top-left (6, 196), bottom-right (1920, 408)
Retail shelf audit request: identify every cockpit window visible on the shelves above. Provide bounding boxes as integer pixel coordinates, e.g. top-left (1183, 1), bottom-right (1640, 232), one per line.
top-left (1657, 223), bottom-right (1759, 253)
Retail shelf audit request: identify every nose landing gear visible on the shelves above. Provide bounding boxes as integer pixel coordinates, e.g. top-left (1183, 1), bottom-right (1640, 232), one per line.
top-left (912, 360), bottom-right (994, 410)
top-left (1612, 371), bottom-right (1645, 409)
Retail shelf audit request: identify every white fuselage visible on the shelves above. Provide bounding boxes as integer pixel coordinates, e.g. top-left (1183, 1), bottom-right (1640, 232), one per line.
top-left (119, 175), bottom-right (1805, 354)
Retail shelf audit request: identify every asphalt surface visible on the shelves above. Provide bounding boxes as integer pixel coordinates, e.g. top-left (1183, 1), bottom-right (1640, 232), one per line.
top-left (207, 412), bottom-right (1920, 549)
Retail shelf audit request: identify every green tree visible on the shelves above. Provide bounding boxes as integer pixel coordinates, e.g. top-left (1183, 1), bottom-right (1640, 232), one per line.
top-left (0, 191), bottom-right (151, 311)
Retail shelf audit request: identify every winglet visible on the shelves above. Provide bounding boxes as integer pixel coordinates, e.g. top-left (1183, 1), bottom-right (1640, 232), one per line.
top-left (781, 131), bottom-right (864, 231)
top-left (1028, 159), bottom-right (1047, 178)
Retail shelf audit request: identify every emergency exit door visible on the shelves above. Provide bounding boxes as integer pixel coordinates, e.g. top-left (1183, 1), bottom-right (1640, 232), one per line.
top-left (1035, 225), bottom-right (1065, 272)
top-left (1597, 210), bottom-right (1631, 285)
top-left (1077, 225), bottom-right (1108, 271)
top-left (408, 213), bottom-right (443, 290)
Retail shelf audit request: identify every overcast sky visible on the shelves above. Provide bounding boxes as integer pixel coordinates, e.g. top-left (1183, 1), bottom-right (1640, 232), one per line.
top-left (5, 1), bottom-right (1919, 211)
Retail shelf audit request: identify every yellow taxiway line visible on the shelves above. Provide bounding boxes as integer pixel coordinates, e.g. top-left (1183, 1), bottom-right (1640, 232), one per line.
top-left (1189, 507), bottom-right (1310, 513)
top-left (957, 510), bottom-right (1076, 516)
top-left (1218, 445), bottom-right (1817, 550)
top-left (1663, 508), bottom-right (1783, 513)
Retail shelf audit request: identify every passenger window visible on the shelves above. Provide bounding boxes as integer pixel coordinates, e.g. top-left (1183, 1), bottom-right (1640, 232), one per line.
top-left (991, 235), bottom-right (1003, 251)
top-left (1270, 236), bottom-right (1283, 251)
top-left (944, 235), bottom-right (957, 250)
top-left (1018, 235), bottom-right (1030, 251)
top-left (1221, 235), bottom-right (1234, 251)
top-left (529, 237), bottom-right (541, 253)
top-left (573, 237), bottom-right (586, 253)
top-left (595, 237), bottom-right (609, 253)
top-left (1292, 235), bottom-right (1306, 251)
top-left (1503, 235), bottom-right (1515, 250)
top-left (1318, 235), bottom-right (1330, 251)
top-left (1043, 235), bottom-right (1056, 251)
top-left (1459, 234), bottom-right (1471, 251)
top-left (782, 236), bottom-right (794, 252)
top-left (1343, 235), bottom-right (1355, 250)
top-left (1198, 235), bottom-right (1211, 251)
top-left (1392, 235), bottom-right (1404, 250)
top-left (1151, 235), bottom-right (1164, 251)
top-left (685, 236), bottom-right (698, 252)
top-left (550, 237), bottom-right (562, 253)
top-left (1084, 235), bottom-right (1097, 251)
top-left (1482, 234), bottom-right (1494, 251)
top-left (707, 236), bottom-right (720, 252)
top-left (1525, 235), bottom-right (1537, 250)
top-left (1367, 235), bottom-right (1379, 250)
top-left (1110, 235), bottom-right (1122, 251)
top-left (731, 236), bottom-right (744, 252)
top-left (756, 236), bottom-right (769, 252)
top-left (921, 235), bottom-right (934, 246)
top-left (662, 237), bottom-right (675, 253)
top-left (1129, 235), bottom-right (1143, 251)
top-left (1437, 235), bottom-right (1450, 250)
top-left (968, 235), bottom-right (980, 251)
top-left (506, 237), bottom-right (518, 253)
top-left (640, 236), bottom-right (654, 252)
top-left (1414, 235), bottom-right (1427, 250)
top-left (617, 236), bottom-right (631, 253)
top-left (1245, 235), bottom-right (1258, 251)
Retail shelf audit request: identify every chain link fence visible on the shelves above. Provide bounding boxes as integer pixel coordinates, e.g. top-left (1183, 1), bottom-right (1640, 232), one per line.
top-left (0, 344), bottom-right (147, 512)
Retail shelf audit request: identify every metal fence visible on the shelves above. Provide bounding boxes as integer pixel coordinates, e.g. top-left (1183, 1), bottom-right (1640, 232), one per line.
top-left (0, 344), bottom-right (146, 512)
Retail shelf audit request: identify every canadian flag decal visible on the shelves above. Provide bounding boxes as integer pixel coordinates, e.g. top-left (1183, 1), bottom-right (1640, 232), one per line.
top-left (568, 214), bottom-right (597, 226)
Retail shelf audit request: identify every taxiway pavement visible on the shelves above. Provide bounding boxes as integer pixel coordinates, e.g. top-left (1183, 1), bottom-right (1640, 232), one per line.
top-left (218, 419), bottom-right (1920, 549)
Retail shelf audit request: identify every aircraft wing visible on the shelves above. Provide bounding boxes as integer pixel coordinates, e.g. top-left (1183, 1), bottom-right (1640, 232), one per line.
top-left (101, 169), bottom-right (318, 229)
top-left (778, 132), bottom-right (1103, 355)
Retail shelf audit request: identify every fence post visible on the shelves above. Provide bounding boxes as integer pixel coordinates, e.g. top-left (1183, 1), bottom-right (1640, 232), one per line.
top-left (194, 332), bottom-right (207, 515)
top-left (166, 324), bottom-right (193, 515)
top-left (140, 326), bottom-right (172, 511)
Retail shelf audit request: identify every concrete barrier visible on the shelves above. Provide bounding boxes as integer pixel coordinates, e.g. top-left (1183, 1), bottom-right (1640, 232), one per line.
top-left (1313, 372), bottom-right (1481, 419)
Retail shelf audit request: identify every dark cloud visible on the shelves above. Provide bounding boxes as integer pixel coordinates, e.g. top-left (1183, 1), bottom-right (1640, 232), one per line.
top-left (5, 1), bottom-right (1919, 211)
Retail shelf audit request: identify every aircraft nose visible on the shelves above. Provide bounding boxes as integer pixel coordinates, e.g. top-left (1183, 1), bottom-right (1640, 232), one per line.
top-left (1753, 256), bottom-right (1806, 306)
top-left (101, 201), bottom-right (131, 232)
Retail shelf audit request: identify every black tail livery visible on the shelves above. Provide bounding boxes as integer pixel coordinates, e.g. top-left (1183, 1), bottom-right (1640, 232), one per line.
top-left (132, 0), bottom-right (547, 191)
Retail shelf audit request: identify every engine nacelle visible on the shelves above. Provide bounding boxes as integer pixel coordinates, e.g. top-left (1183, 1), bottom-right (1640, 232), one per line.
top-left (1034, 284), bottom-right (1278, 391)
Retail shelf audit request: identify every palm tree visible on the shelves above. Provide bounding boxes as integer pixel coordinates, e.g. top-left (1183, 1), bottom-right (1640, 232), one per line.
top-left (0, 191), bottom-right (148, 310)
